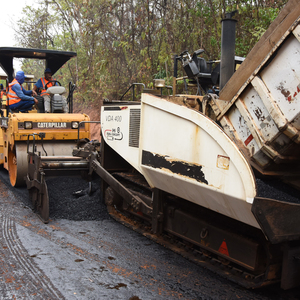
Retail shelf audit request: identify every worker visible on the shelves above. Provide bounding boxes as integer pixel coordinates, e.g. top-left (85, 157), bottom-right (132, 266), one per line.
top-left (33, 68), bottom-right (68, 113)
top-left (7, 71), bottom-right (38, 112)
top-left (0, 83), bottom-right (5, 104)
top-left (0, 83), bottom-right (4, 97)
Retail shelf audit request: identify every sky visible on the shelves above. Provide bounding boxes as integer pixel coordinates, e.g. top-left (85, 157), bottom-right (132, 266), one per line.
top-left (1, 0), bottom-right (37, 71)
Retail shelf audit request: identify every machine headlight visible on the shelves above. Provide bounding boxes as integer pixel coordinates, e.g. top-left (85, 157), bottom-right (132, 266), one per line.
top-left (72, 121), bottom-right (79, 129)
top-left (24, 121), bottom-right (33, 129)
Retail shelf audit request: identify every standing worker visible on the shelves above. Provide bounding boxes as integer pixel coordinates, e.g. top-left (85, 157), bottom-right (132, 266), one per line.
top-left (33, 68), bottom-right (68, 113)
top-left (7, 71), bottom-right (38, 112)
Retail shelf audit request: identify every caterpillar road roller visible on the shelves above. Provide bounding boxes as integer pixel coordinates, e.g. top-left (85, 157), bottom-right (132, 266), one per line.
top-left (25, 0), bottom-right (300, 290)
top-left (0, 48), bottom-right (90, 187)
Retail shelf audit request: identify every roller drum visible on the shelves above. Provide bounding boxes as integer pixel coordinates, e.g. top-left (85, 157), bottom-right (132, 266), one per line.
top-left (9, 141), bottom-right (77, 187)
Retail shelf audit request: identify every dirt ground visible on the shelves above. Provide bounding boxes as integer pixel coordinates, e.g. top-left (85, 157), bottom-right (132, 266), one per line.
top-left (73, 101), bottom-right (101, 140)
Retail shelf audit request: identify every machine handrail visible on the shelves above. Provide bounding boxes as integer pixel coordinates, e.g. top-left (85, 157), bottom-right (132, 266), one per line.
top-left (77, 121), bottom-right (101, 148)
top-left (26, 133), bottom-right (37, 154)
top-left (120, 83), bottom-right (145, 102)
top-left (67, 82), bottom-right (76, 113)
top-left (26, 132), bottom-right (47, 155)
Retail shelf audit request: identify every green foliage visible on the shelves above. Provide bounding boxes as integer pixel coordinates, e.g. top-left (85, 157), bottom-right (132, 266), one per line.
top-left (153, 67), bottom-right (167, 80)
top-left (22, 59), bottom-right (44, 81)
top-left (15, 0), bottom-right (287, 104)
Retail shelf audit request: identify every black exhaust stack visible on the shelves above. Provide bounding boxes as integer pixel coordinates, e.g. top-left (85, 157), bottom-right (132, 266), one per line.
top-left (219, 11), bottom-right (238, 90)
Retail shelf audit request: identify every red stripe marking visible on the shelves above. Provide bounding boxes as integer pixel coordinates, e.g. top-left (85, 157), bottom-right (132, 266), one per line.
top-left (244, 134), bottom-right (253, 146)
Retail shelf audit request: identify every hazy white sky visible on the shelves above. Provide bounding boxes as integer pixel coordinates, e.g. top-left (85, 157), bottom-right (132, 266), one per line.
top-left (1, 0), bottom-right (38, 71)
top-left (1, 0), bottom-right (39, 47)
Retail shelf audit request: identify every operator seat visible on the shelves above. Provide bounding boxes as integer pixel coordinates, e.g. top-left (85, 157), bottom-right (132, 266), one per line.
top-left (46, 86), bottom-right (66, 113)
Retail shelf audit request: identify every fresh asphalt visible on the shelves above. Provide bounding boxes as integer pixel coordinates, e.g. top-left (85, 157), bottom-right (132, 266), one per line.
top-left (0, 169), bottom-right (299, 300)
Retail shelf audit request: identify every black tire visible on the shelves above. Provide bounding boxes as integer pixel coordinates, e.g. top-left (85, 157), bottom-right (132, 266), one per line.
top-left (36, 95), bottom-right (44, 113)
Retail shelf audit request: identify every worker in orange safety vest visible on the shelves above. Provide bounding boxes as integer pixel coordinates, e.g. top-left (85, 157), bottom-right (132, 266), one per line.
top-left (7, 71), bottom-right (38, 112)
top-left (33, 68), bottom-right (68, 113)
top-left (0, 83), bottom-right (5, 99)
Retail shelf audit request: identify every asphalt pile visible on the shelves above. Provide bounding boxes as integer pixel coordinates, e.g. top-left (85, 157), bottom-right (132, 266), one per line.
top-left (47, 176), bottom-right (110, 221)
top-left (45, 175), bottom-right (300, 223)
top-left (256, 178), bottom-right (300, 204)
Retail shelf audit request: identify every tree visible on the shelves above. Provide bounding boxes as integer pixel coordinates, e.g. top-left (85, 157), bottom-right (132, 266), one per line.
top-left (15, 0), bottom-right (288, 103)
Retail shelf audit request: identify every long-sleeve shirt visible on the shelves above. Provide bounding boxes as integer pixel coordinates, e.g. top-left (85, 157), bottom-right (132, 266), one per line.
top-left (11, 83), bottom-right (34, 101)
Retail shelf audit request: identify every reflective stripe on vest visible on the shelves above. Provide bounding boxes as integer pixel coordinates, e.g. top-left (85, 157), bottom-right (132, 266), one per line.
top-left (8, 79), bottom-right (21, 105)
top-left (41, 77), bottom-right (55, 96)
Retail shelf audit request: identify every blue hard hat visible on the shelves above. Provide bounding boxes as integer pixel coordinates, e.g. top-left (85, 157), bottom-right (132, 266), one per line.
top-left (44, 68), bottom-right (52, 73)
top-left (15, 71), bottom-right (25, 84)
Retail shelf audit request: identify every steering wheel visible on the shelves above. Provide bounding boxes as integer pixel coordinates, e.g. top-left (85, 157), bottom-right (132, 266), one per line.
top-left (45, 80), bottom-right (61, 89)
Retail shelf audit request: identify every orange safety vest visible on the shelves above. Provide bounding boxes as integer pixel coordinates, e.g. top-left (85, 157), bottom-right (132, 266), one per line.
top-left (0, 90), bottom-right (6, 99)
top-left (7, 79), bottom-right (21, 105)
top-left (40, 77), bottom-right (56, 96)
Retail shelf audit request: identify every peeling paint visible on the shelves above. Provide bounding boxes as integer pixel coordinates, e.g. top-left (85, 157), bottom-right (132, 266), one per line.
top-left (142, 150), bottom-right (208, 184)
top-left (277, 82), bottom-right (291, 100)
top-left (276, 82), bottom-right (300, 103)
top-left (254, 107), bottom-right (265, 122)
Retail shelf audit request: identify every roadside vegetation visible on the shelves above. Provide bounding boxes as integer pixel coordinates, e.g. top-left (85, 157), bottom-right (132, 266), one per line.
top-left (16, 0), bottom-right (287, 105)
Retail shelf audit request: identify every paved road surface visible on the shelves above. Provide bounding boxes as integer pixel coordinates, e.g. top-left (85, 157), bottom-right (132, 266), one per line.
top-left (0, 169), bottom-right (299, 299)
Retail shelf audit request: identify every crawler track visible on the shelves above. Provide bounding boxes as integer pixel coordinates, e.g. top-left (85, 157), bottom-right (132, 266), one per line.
top-left (105, 171), bottom-right (300, 290)
top-left (106, 204), bottom-right (271, 290)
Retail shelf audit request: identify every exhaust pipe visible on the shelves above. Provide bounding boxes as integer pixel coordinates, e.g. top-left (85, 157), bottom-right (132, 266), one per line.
top-left (219, 11), bottom-right (238, 90)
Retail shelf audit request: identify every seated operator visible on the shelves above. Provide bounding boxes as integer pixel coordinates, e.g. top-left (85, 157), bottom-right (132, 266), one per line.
top-left (33, 68), bottom-right (68, 113)
top-left (7, 71), bottom-right (38, 112)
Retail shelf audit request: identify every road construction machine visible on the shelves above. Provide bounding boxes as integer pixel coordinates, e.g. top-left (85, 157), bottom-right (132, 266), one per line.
top-left (177, 2), bottom-right (300, 191)
top-left (0, 48), bottom-right (90, 187)
top-left (25, 0), bottom-right (300, 290)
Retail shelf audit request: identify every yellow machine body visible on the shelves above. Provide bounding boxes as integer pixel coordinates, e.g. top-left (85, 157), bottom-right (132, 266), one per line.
top-left (0, 112), bottom-right (90, 186)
